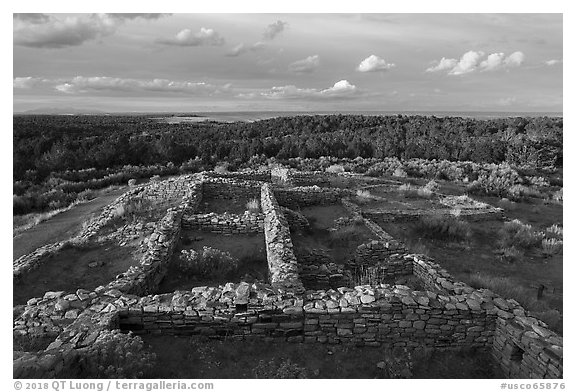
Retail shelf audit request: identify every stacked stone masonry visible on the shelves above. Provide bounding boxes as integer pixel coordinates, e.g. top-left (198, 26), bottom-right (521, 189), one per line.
top-left (13, 169), bottom-right (562, 379)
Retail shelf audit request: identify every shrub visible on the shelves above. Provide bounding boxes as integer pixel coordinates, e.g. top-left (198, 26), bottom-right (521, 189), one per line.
top-left (128, 179), bottom-right (137, 187)
top-left (542, 238), bottom-right (563, 256)
top-left (545, 224), bottom-right (563, 239)
top-left (150, 175), bottom-right (161, 182)
top-left (412, 214), bottom-right (472, 242)
top-left (552, 188), bottom-right (563, 202)
top-left (498, 219), bottom-right (543, 250)
top-left (246, 198), bottom-right (260, 213)
top-left (355, 189), bottom-right (375, 204)
top-left (326, 164), bottom-right (345, 173)
top-left (393, 167), bottom-right (408, 178)
top-left (328, 225), bottom-right (367, 246)
top-left (398, 183), bottom-right (434, 199)
top-left (507, 184), bottom-right (541, 201)
top-left (78, 330), bottom-right (156, 378)
top-left (423, 179), bottom-right (439, 193)
top-left (214, 162), bottom-right (229, 174)
top-left (253, 358), bottom-right (308, 379)
top-left (176, 247), bottom-right (239, 278)
top-left (499, 246), bottom-right (522, 263)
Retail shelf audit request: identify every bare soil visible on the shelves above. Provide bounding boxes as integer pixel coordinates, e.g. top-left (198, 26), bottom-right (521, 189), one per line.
top-left (156, 231), bottom-right (268, 292)
top-left (141, 335), bottom-right (503, 379)
top-left (13, 241), bottom-right (141, 306)
top-left (13, 186), bottom-right (128, 260)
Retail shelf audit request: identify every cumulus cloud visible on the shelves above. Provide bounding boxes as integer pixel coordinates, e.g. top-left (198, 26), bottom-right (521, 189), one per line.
top-left (479, 52), bottom-right (505, 71)
top-left (260, 80), bottom-right (358, 100)
top-left (13, 13), bottom-right (167, 49)
top-left (504, 51), bottom-right (525, 67)
top-left (226, 41), bottom-right (265, 57)
top-left (157, 27), bottom-right (225, 47)
top-left (427, 50), bottom-right (526, 75)
top-left (289, 55), bottom-right (320, 73)
top-left (545, 59), bottom-right (562, 66)
top-left (14, 14), bottom-right (118, 48)
top-left (52, 76), bottom-right (226, 95)
top-left (450, 50), bottom-right (485, 75)
top-left (356, 55), bottom-right (395, 72)
top-left (13, 77), bottom-right (44, 89)
top-left (263, 20), bottom-right (287, 40)
top-left (425, 57), bottom-right (459, 73)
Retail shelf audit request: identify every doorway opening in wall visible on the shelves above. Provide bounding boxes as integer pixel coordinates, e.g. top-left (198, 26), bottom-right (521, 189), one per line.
top-left (510, 344), bottom-right (525, 363)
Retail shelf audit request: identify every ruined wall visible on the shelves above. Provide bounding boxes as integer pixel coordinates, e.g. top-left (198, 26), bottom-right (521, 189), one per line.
top-left (117, 284), bottom-right (494, 349)
top-left (260, 184), bottom-right (304, 293)
top-left (202, 178), bottom-right (262, 200)
top-left (274, 186), bottom-right (352, 208)
top-left (295, 248), bottom-right (351, 290)
top-left (182, 212), bottom-right (264, 234)
top-left (202, 170), bottom-right (271, 182)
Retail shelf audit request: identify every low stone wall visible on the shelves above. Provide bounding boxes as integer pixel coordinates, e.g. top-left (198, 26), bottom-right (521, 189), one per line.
top-left (274, 186), bottom-right (352, 208)
top-left (365, 207), bottom-right (503, 223)
top-left (202, 178), bottom-right (262, 200)
top-left (117, 283), bottom-right (494, 349)
top-left (280, 207), bottom-right (310, 230)
top-left (295, 248), bottom-right (351, 290)
top-left (202, 170), bottom-right (271, 182)
top-left (182, 212), bottom-right (264, 234)
top-left (260, 184), bottom-right (304, 293)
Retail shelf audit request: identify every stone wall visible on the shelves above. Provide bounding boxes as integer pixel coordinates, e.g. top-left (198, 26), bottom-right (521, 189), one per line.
top-left (202, 170), bottom-right (271, 182)
top-left (260, 184), bottom-right (304, 293)
top-left (274, 186), bottom-right (352, 208)
top-left (182, 212), bottom-right (264, 234)
top-left (117, 283), bottom-right (494, 349)
top-left (295, 248), bottom-right (351, 290)
top-left (202, 178), bottom-right (262, 200)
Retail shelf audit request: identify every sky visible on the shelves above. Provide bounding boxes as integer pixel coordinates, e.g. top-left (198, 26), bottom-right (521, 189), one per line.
top-left (12, 13), bottom-right (563, 113)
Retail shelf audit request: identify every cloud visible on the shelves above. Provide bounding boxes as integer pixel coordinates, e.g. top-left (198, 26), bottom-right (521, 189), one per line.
top-left (450, 50), bottom-right (484, 75)
top-left (259, 80), bottom-right (358, 100)
top-left (263, 20), bottom-right (287, 40)
top-left (504, 51), bottom-right (525, 67)
top-left (105, 13), bottom-right (171, 21)
top-left (497, 97), bottom-right (517, 106)
top-left (289, 55), bottom-right (320, 73)
top-left (545, 59), bottom-right (562, 66)
top-left (356, 55), bottom-right (395, 72)
top-left (425, 57), bottom-right (458, 73)
top-left (13, 77), bottom-right (44, 89)
top-left (52, 76), bottom-right (226, 95)
top-left (479, 52), bottom-right (505, 71)
top-left (14, 14), bottom-right (118, 48)
top-left (13, 13), bottom-right (50, 24)
top-left (427, 50), bottom-right (526, 75)
top-left (226, 41), bottom-right (265, 57)
top-left (157, 27), bottom-right (225, 47)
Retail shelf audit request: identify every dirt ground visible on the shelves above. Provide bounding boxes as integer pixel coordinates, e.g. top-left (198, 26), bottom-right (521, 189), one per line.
top-left (197, 197), bottom-right (254, 215)
top-left (141, 335), bottom-right (502, 379)
top-left (13, 186), bottom-right (128, 260)
top-left (13, 241), bottom-right (140, 306)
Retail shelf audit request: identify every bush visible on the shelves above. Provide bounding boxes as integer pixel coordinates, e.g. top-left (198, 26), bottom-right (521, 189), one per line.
top-left (412, 214), bottom-right (472, 242)
top-left (545, 224), bottom-right (563, 239)
top-left (398, 183), bottom-right (434, 199)
top-left (128, 179), bottom-right (137, 187)
top-left (176, 247), bottom-right (239, 278)
top-left (542, 238), bottom-right (563, 256)
top-left (245, 198), bottom-right (260, 213)
top-left (252, 358), bottom-right (308, 379)
top-left (214, 162), bottom-right (229, 174)
top-left (393, 167), bottom-right (408, 178)
top-left (326, 164), bottom-right (345, 173)
top-left (77, 330), bottom-right (156, 378)
top-left (355, 189), bottom-right (375, 204)
top-left (507, 184), bottom-right (541, 201)
top-left (552, 188), bottom-right (563, 202)
top-left (423, 179), bottom-right (439, 193)
top-left (498, 219), bottom-right (543, 250)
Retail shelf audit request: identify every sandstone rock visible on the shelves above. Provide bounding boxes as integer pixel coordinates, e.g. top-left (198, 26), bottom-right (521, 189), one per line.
top-left (360, 295), bottom-right (375, 304)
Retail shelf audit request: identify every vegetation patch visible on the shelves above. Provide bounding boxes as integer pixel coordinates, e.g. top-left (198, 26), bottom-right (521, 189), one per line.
top-left (412, 214), bottom-right (472, 242)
